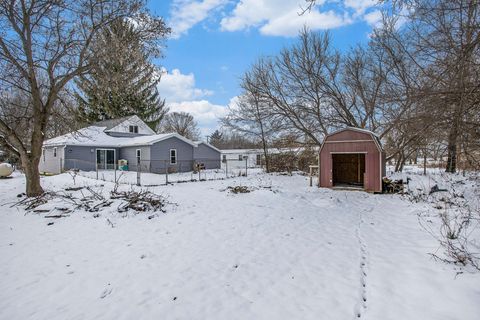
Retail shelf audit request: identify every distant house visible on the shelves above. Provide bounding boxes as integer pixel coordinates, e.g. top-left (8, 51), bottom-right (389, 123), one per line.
top-left (319, 127), bottom-right (386, 193)
top-left (220, 149), bottom-right (265, 169)
top-left (220, 147), bottom-right (313, 169)
top-left (39, 115), bottom-right (221, 174)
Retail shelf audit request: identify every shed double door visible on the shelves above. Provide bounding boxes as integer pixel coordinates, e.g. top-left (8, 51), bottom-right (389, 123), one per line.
top-left (332, 153), bottom-right (365, 187)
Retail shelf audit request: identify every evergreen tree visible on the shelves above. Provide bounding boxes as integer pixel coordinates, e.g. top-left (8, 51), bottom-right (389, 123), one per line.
top-left (209, 130), bottom-right (223, 147)
top-left (76, 18), bottom-right (169, 129)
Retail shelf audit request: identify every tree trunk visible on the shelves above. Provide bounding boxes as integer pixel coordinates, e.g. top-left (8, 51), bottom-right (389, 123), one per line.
top-left (22, 156), bottom-right (44, 197)
top-left (445, 123), bottom-right (458, 173)
top-left (262, 145), bottom-right (270, 173)
top-left (423, 148), bottom-right (427, 175)
top-left (395, 153), bottom-right (403, 172)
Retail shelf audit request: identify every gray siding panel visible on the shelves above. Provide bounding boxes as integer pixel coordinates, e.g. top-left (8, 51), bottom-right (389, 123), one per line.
top-left (119, 146), bottom-right (150, 172)
top-left (193, 144), bottom-right (221, 169)
top-left (150, 137), bottom-right (194, 173)
top-left (64, 145), bottom-right (120, 171)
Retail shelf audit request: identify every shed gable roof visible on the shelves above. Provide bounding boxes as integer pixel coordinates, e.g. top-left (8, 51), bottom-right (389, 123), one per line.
top-left (321, 127), bottom-right (383, 153)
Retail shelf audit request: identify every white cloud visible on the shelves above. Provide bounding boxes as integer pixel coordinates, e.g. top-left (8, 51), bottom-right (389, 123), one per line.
top-left (158, 68), bottom-right (230, 135)
top-left (363, 10), bottom-right (382, 27)
top-left (168, 0), bottom-right (227, 38)
top-left (260, 9), bottom-right (349, 37)
top-left (158, 68), bottom-right (213, 103)
top-left (167, 100), bottom-right (229, 136)
top-left (344, 0), bottom-right (377, 16)
top-left (220, 0), bottom-right (379, 37)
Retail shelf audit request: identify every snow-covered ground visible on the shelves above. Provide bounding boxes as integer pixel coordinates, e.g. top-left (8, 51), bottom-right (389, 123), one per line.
top-left (1, 168), bottom-right (479, 320)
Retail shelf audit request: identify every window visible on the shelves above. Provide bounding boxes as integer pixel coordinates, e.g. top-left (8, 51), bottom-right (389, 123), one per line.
top-left (53, 147), bottom-right (57, 157)
top-left (238, 154), bottom-right (243, 161)
top-left (96, 149), bottom-right (116, 170)
top-left (256, 154), bottom-right (261, 164)
top-left (136, 149), bottom-right (141, 165)
top-left (129, 125), bottom-right (139, 133)
top-left (170, 149), bottom-right (177, 165)
top-left (222, 155), bottom-right (226, 163)
top-left (42, 148), bottom-right (45, 162)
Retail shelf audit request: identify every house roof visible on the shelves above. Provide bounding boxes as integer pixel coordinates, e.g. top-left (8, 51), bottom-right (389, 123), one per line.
top-left (93, 116), bottom-right (133, 130)
top-left (194, 141), bottom-right (221, 153)
top-left (43, 125), bottom-right (199, 148)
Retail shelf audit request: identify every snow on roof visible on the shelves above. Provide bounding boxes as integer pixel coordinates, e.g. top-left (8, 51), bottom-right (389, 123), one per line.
top-left (93, 116), bottom-right (134, 130)
top-left (344, 127), bottom-right (380, 138)
top-left (43, 126), bottom-right (197, 148)
top-left (325, 127), bottom-right (383, 152)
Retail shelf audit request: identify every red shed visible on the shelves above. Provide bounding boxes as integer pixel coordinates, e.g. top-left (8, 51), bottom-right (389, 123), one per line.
top-left (318, 127), bottom-right (386, 193)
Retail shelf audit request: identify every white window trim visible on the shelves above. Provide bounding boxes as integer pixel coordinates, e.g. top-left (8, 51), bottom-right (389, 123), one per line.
top-left (170, 149), bottom-right (177, 165)
top-left (53, 147), bottom-right (57, 157)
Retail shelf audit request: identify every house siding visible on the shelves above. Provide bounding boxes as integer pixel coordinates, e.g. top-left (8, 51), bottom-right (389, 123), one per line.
top-left (150, 137), bottom-right (194, 173)
top-left (63, 145), bottom-right (120, 171)
top-left (119, 146), bottom-right (151, 172)
top-left (193, 143), bottom-right (221, 169)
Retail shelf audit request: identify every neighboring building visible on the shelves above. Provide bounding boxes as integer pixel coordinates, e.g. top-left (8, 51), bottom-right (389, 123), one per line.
top-left (220, 149), bottom-right (265, 169)
top-left (39, 115), bottom-right (221, 174)
top-left (220, 147), bottom-right (312, 169)
top-left (318, 127), bottom-right (386, 193)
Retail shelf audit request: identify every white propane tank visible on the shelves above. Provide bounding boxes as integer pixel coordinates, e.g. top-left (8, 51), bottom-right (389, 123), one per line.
top-left (0, 163), bottom-right (14, 177)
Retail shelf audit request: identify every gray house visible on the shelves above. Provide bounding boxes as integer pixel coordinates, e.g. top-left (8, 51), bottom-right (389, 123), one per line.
top-left (39, 115), bottom-right (221, 174)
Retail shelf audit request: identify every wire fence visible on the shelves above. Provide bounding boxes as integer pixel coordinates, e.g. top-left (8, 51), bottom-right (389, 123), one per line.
top-left (58, 157), bottom-right (253, 186)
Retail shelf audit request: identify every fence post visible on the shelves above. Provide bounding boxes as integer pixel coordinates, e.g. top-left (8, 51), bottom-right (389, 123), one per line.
top-left (136, 160), bottom-right (141, 186)
top-left (165, 160), bottom-right (169, 185)
top-left (245, 158), bottom-right (248, 177)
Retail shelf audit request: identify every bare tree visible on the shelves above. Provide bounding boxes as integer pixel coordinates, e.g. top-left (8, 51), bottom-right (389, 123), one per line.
top-left (222, 91), bottom-right (281, 172)
top-left (240, 29), bottom-right (411, 149)
top-left (0, 0), bottom-right (152, 196)
top-left (373, 0), bottom-right (480, 173)
top-left (160, 112), bottom-right (201, 140)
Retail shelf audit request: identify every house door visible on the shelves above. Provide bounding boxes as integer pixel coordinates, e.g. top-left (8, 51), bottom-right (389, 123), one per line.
top-left (96, 149), bottom-right (115, 170)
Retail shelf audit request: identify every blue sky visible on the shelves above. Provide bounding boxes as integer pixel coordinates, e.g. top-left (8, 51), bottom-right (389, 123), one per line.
top-left (151, 0), bottom-right (383, 137)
